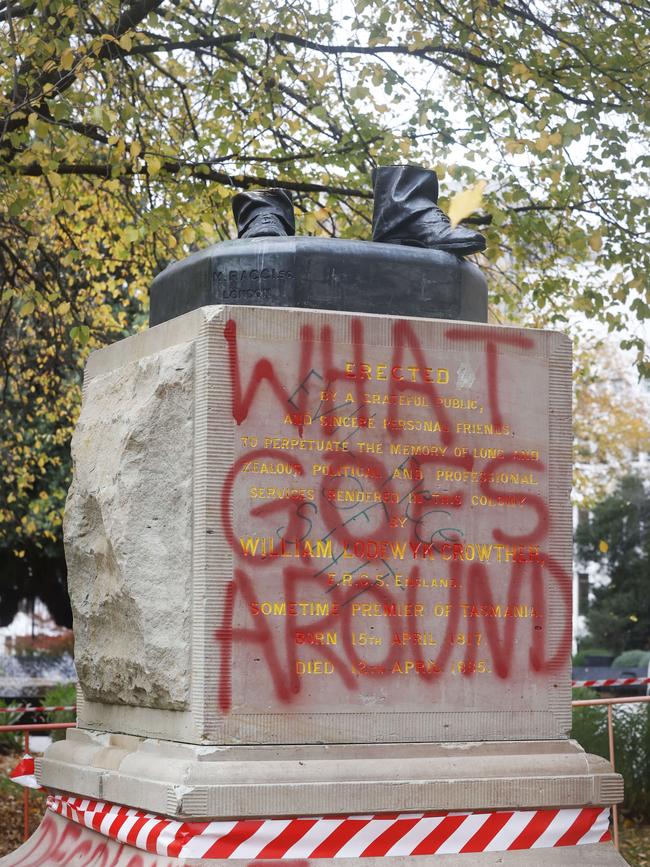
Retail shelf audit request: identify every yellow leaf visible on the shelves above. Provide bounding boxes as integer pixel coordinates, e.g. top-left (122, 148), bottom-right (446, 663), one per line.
top-left (599, 539), bottom-right (609, 553)
top-left (589, 230), bottom-right (603, 252)
top-left (447, 180), bottom-right (487, 229)
top-left (399, 138), bottom-right (411, 157)
top-left (34, 119), bottom-right (49, 137)
top-left (146, 155), bottom-right (162, 176)
top-left (511, 62), bottom-right (531, 81)
top-left (629, 614), bottom-right (638, 622)
top-left (130, 140), bottom-right (142, 159)
top-left (19, 300), bottom-right (35, 317)
top-left (534, 133), bottom-right (551, 152)
top-left (505, 139), bottom-right (524, 154)
top-left (181, 226), bottom-right (196, 245)
top-left (119, 33), bottom-right (133, 51)
top-left (60, 47), bottom-right (74, 70)
top-left (409, 31), bottom-right (426, 49)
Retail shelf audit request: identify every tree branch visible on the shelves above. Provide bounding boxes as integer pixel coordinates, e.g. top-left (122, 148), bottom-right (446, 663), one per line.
top-left (13, 160), bottom-right (373, 197)
top-left (0, 0), bottom-right (167, 145)
top-left (126, 32), bottom-right (500, 70)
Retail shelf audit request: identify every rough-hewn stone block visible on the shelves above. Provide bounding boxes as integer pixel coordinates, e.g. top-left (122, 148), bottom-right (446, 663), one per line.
top-left (65, 340), bottom-right (194, 709)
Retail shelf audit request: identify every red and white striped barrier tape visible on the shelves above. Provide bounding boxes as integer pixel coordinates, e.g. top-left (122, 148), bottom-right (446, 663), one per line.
top-left (46, 795), bottom-right (611, 859)
top-left (572, 676), bottom-right (650, 689)
top-left (9, 754), bottom-right (42, 790)
top-left (0, 704), bottom-right (76, 714)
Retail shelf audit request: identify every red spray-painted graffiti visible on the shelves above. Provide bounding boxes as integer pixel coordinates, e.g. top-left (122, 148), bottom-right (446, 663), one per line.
top-left (2, 811), bottom-right (176, 867)
top-left (215, 316), bottom-right (571, 713)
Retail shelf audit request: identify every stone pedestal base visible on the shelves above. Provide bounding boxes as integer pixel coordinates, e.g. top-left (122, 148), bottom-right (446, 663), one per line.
top-left (4, 730), bottom-right (624, 864)
top-left (38, 730), bottom-right (622, 819)
top-left (0, 810), bottom-right (630, 866)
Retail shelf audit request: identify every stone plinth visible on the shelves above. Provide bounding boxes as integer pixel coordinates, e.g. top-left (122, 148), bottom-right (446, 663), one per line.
top-left (39, 731), bottom-right (621, 819)
top-left (62, 305), bottom-right (573, 747)
top-left (23, 301), bottom-right (627, 865)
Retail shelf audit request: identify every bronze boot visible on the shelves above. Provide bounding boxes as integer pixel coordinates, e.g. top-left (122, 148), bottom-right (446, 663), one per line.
top-left (232, 188), bottom-right (295, 239)
top-left (371, 165), bottom-right (486, 256)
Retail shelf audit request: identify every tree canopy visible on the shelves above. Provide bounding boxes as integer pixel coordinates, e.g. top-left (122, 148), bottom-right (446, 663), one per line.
top-left (572, 336), bottom-right (650, 506)
top-left (576, 475), bottom-right (650, 656)
top-left (1, 0), bottom-right (649, 617)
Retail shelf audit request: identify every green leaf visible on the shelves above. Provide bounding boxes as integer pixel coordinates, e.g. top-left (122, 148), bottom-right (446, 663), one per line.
top-left (70, 325), bottom-right (90, 345)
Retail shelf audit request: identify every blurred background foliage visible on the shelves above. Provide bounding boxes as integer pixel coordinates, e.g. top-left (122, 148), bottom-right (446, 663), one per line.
top-left (572, 689), bottom-right (650, 822)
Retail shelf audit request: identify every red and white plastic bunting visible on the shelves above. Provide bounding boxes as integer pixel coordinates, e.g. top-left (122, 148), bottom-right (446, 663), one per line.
top-left (6, 758), bottom-right (613, 858)
top-left (572, 676), bottom-right (650, 689)
top-left (47, 795), bottom-right (611, 859)
top-left (0, 704), bottom-right (76, 713)
top-left (8, 754), bottom-right (42, 790)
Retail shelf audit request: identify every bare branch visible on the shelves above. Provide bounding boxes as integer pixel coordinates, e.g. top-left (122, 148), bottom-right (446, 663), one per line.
top-left (13, 159), bottom-right (373, 197)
